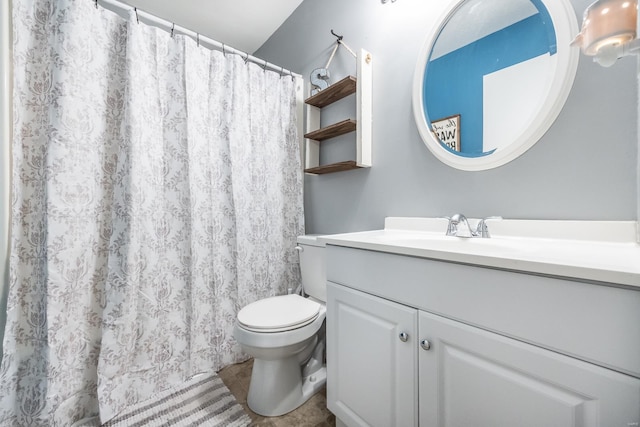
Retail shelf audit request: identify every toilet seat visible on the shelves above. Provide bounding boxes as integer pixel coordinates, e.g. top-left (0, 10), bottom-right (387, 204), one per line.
top-left (237, 294), bottom-right (321, 333)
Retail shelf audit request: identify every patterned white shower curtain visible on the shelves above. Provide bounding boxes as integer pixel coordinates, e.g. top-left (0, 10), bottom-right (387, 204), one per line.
top-left (0, 0), bottom-right (304, 424)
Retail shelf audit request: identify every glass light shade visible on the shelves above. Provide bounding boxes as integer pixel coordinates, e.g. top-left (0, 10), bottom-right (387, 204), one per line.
top-left (571, 0), bottom-right (638, 56)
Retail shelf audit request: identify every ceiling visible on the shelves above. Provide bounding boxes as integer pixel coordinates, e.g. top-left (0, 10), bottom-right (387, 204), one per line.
top-left (119, 0), bottom-right (304, 54)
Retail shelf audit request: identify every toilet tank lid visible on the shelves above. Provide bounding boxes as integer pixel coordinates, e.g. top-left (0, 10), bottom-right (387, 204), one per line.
top-left (297, 235), bottom-right (326, 247)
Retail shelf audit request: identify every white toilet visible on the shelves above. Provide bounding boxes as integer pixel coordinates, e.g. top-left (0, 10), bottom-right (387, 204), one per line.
top-left (233, 235), bottom-right (327, 417)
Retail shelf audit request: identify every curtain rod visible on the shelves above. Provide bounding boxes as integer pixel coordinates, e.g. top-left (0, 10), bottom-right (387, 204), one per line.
top-left (96, 0), bottom-right (302, 79)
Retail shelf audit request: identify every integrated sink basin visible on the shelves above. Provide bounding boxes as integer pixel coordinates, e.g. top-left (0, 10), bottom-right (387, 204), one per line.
top-left (320, 217), bottom-right (640, 287)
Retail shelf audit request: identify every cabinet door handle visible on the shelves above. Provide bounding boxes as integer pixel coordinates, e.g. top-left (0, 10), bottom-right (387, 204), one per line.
top-left (420, 339), bottom-right (431, 351)
top-left (399, 332), bottom-right (409, 342)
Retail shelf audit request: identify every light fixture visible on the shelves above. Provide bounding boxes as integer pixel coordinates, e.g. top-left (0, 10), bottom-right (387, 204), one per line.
top-left (571, 0), bottom-right (639, 66)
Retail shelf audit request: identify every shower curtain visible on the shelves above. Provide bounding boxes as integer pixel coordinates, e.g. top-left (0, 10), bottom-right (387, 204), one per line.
top-left (0, 0), bottom-right (304, 424)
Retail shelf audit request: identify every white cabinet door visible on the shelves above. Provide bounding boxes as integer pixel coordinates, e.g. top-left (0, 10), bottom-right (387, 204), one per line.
top-left (419, 311), bottom-right (640, 427)
top-left (327, 282), bottom-right (418, 427)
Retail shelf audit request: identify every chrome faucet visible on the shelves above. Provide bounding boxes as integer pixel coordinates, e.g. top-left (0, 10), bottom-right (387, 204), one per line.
top-left (446, 214), bottom-right (475, 238)
top-left (445, 214), bottom-right (502, 238)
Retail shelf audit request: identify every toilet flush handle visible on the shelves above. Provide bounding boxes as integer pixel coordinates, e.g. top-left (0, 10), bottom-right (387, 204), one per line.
top-left (295, 245), bottom-right (303, 253)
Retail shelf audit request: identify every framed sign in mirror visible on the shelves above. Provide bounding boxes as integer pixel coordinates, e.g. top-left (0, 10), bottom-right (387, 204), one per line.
top-left (431, 114), bottom-right (460, 152)
top-left (412, 0), bottom-right (579, 170)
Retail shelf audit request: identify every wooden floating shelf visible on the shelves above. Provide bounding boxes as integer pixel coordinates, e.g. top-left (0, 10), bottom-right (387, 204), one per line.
top-left (305, 76), bottom-right (357, 108)
top-left (304, 161), bottom-right (363, 175)
top-left (304, 119), bottom-right (356, 141)
top-left (303, 49), bottom-right (371, 175)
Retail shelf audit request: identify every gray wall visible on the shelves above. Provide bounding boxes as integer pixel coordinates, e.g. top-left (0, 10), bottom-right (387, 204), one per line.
top-left (256, 0), bottom-right (639, 235)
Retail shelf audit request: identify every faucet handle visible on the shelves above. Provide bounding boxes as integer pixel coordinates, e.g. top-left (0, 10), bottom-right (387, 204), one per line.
top-left (441, 215), bottom-right (460, 236)
top-left (438, 216), bottom-right (455, 236)
top-left (450, 213), bottom-right (467, 223)
top-left (475, 216), bottom-right (503, 238)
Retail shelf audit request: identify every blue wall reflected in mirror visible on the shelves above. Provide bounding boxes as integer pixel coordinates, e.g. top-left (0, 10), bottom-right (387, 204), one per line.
top-left (422, 0), bottom-right (558, 158)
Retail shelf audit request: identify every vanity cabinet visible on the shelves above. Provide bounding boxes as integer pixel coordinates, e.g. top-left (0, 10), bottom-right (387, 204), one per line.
top-left (326, 245), bottom-right (640, 427)
top-left (327, 282), bottom-right (418, 427)
top-left (417, 310), bottom-right (639, 426)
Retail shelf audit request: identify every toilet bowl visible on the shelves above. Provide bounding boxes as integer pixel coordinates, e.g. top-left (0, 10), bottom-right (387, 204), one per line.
top-left (233, 235), bottom-right (327, 417)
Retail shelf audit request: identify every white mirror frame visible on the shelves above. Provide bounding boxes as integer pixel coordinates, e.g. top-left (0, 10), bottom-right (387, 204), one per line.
top-left (412, 0), bottom-right (579, 171)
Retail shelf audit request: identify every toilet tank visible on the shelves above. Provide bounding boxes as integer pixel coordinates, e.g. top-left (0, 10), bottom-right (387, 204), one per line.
top-left (296, 235), bottom-right (327, 302)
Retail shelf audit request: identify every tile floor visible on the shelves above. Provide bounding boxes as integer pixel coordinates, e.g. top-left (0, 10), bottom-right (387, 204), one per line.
top-left (218, 359), bottom-right (336, 427)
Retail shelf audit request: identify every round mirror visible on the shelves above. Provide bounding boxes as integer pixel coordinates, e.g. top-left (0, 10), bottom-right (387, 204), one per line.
top-left (412, 0), bottom-right (579, 171)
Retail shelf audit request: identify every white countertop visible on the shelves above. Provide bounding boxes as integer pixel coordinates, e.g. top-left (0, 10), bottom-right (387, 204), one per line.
top-left (319, 217), bottom-right (640, 288)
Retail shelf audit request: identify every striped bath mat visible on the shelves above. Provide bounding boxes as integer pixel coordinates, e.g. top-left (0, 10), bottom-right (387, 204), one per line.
top-left (103, 373), bottom-right (251, 427)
